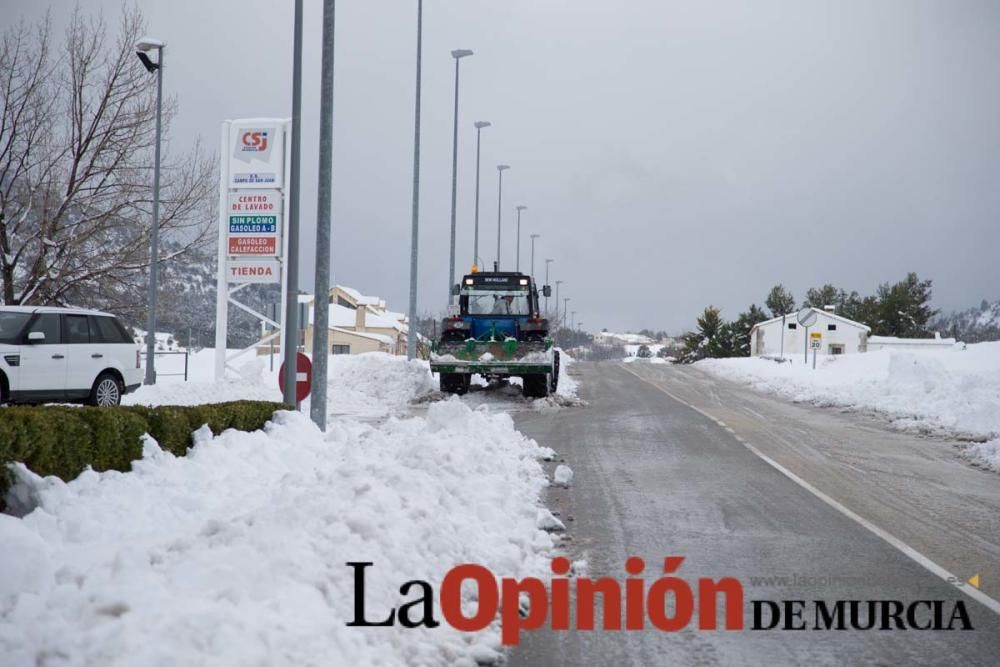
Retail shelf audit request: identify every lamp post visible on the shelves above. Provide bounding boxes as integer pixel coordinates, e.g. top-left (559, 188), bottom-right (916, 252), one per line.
top-left (563, 297), bottom-right (570, 327)
top-left (310, 0), bottom-right (335, 429)
top-left (515, 205), bottom-right (527, 272)
top-left (282, 0), bottom-right (305, 407)
top-left (406, 0), bottom-right (423, 360)
top-left (530, 234), bottom-right (540, 278)
top-left (555, 280), bottom-right (563, 324)
top-left (495, 164), bottom-right (509, 269)
top-left (447, 48), bottom-right (473, 303)
top-left (571, 310), bottom-right (576, 329)
top-left (544, 258), bottom-right (553, 315)
top-left (472, 121), bottom-right (490, 267)
top-left (135, 36), bottom-right (165, 386)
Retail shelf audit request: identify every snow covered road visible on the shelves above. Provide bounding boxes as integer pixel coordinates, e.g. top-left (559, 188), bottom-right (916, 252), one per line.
top-left (509, 362), bottom-right (1000, 665)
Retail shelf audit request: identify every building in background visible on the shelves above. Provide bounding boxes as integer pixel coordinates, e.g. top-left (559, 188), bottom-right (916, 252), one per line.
top-left (259, 285), bottom-right (409, 356)
top-left (750, 307), bottom-right (870, 357)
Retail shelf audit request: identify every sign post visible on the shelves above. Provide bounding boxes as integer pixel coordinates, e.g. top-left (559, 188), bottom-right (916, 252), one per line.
top-left (810, 332), bottom-right (822, 369)
top-left (796, 307), bottom-right (817, 364)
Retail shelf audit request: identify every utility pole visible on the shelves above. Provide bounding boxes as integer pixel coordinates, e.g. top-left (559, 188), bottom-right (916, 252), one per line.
top-left (495, 164), bottom-right (509, 269)
top-left (515, 205), bottom-right (527, 272)
top-left (282, 0), bottom-right (304, 408)
top-left (406, 0), bottom-right (423, 360)
top-left (544, 258), bottom-right (553, 315)
top-left (447, 49), bottom-right (473, 303)
top-left (310, 0), bottom-right (335, 429)
top-left (555, 280), bottom-right (562, 324)
top-left (472, 121), bottom-right (490, 267)
top-left (530, 234), bottom-right (539, 278)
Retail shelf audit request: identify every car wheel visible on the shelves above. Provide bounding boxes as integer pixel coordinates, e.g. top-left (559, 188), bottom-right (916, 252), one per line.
top-left (90, 372), bottom-right (123, 407)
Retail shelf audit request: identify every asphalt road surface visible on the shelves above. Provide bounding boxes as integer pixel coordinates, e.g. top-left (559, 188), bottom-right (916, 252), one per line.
top-left (507, 362), bottom-right (1000, 666)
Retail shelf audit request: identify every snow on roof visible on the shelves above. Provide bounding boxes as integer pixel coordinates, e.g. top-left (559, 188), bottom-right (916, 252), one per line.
top-left (751, 307), bottom-right (871, 332)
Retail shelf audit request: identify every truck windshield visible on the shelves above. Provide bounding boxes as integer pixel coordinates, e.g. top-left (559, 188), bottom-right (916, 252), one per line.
top-left (464, 289), bottom-right (530, 316)
top-left (0, 311), bottom-right (31, 343)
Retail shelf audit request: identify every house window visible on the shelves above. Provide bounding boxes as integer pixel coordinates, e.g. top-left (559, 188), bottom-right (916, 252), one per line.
top-left (332, 344), bottom-right (350, 355)
top-left (788, 323), bottom-right (797, 330)
top-left (827, 324), bottom-right (837, 331)
top-left (829, 344), bottom-right (845, 355)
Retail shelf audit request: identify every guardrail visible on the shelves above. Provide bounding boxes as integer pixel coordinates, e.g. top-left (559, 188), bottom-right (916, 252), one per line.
top-left (139, 349), bottom-right (189, 381)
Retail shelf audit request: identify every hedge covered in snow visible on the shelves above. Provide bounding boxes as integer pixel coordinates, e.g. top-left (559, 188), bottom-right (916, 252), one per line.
top-left (0, 401), bottom-right (285, 508)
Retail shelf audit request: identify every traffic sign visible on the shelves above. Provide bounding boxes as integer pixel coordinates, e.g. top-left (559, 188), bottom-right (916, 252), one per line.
top-left (797, 307), bottom-right (818, 327)
top-left (809, 332), bottom-right (822, 350)
top-left (279, 352), bottom-right (313, 402)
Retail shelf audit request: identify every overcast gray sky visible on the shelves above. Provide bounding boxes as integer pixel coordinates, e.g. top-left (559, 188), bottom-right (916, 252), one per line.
top-left (5, 0), bottom-right (1000, 333)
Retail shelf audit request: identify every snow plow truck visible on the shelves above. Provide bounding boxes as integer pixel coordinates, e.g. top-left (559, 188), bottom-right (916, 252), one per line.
top-left (430, 270), bottom-right (559, 398)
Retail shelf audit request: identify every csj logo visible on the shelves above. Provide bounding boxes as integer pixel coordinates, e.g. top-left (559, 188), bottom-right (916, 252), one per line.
top-left (234, 128), bottom-right (275, 162)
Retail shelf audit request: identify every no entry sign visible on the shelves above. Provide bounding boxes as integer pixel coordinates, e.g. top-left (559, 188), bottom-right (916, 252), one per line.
top-left (279, 352), bottom-right (313, 402)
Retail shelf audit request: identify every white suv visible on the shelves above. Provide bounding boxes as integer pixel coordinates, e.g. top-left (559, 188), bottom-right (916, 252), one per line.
top-left (0, 306), bottom-right (143, 406)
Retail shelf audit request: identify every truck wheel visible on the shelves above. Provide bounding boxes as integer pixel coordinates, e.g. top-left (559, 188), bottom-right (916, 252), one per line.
top-left (440, 373), bottom-right (470, 395)
top-left (522, 374), bottom-right (549, 399)
top-left (550, 351), bottom-right (561, 393)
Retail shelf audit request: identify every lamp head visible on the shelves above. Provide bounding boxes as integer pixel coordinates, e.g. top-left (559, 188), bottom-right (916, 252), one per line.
top-left (451, 49), bottom-right (474, 59)
top-left (474, 120), bottom-right (491, 129)
top-left (135, 37), bottom-right (165, 52)
top-left (497, 164), bottom-right (510, 172)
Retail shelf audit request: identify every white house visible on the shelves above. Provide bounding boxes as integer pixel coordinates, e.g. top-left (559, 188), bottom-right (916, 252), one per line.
top-left (749, 307), bottom-right (870, 357)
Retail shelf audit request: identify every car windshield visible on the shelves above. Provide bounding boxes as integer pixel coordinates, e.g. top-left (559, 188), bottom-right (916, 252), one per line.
top-left (465, 289), bottom-right (531, 316)
top-left (0, 312), bottom-right (31, 344)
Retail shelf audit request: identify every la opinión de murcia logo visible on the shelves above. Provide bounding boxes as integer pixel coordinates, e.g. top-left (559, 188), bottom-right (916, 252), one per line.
top-left (346, 557), bottom-right (975, 646)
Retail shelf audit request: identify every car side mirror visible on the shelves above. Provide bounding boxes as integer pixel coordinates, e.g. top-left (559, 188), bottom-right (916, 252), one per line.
top-left (542, 285), bottom-right (552, 298)
top-left (27, 331), bottom-right (45, 343)
top-left (451, 284), bottom-right (461, 296)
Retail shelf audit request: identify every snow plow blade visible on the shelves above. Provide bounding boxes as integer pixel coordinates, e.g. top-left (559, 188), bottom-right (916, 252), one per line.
top-left (429, 341), bottom-right (553, 376)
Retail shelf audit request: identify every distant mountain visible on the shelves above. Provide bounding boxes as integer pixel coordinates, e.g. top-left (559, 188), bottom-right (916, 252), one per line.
top-left (931, 299), bottom-right (1000, 343)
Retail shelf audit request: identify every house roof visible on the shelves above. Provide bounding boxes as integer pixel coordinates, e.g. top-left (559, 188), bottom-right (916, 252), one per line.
top-left (750, 307), bottom-right (871, 333)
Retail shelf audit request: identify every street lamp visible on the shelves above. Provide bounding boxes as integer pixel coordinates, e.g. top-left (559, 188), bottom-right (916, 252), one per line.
top-left (448, 49), bottom-right (473, 303)
top-left (530, 233), bottom-right (540, 278)
top-left (472, 121), bottom-right (490, 268)
top-left (135, 36), bottom-right (165, 386)
top-left (571, 310), bottom-right (576, 329)
top-left (544, 258), bottom-right (553, 315)
top-left (515, 205), bottom-right (527, 272)
top-left (495, 164), bottom-right (510, 269)
top-left (406, 0), bottom-right (424, 360)
top-left (563, 297), bottom-right (570, 326)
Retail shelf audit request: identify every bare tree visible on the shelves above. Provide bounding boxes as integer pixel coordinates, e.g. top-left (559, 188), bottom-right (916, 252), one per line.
top-left (0, 7), bottom-right (214, 315)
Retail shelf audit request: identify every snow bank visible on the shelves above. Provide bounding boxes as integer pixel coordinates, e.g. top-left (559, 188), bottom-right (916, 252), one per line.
top-left (0, 400), bottom-right (555, 666)
top-left (697, 342), bottom-right (1000, 446)
top-left (126, 351), bottom-right (435, 420)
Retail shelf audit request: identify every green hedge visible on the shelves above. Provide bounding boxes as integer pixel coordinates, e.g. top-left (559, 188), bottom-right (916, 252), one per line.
top-left (0, 401), bottom-right (286, 510)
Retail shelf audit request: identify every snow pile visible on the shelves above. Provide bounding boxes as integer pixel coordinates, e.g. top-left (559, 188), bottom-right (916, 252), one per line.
top-left (322, 352), bottom-right (435, 418)
top-left (125, 356), bottom-right (282, 406)
top-left (126, 351), bottom-right (435, 419)
top-left (697, 343), bottom-right (1000, 469)
top-left (0, 400), bottom-right (555, 666)
top-left (553, 464), bottom-right (573, 488)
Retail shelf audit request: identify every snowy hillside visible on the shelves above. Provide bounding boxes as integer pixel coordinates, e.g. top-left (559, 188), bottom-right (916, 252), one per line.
top-left (932, 298), bottom-right (1000, 343)
top-left (697, 343), bottom-right (1000, 472)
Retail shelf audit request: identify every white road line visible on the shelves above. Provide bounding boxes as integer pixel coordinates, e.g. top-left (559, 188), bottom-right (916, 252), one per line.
top-left (621, 364), bottom-right (1000, 617)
